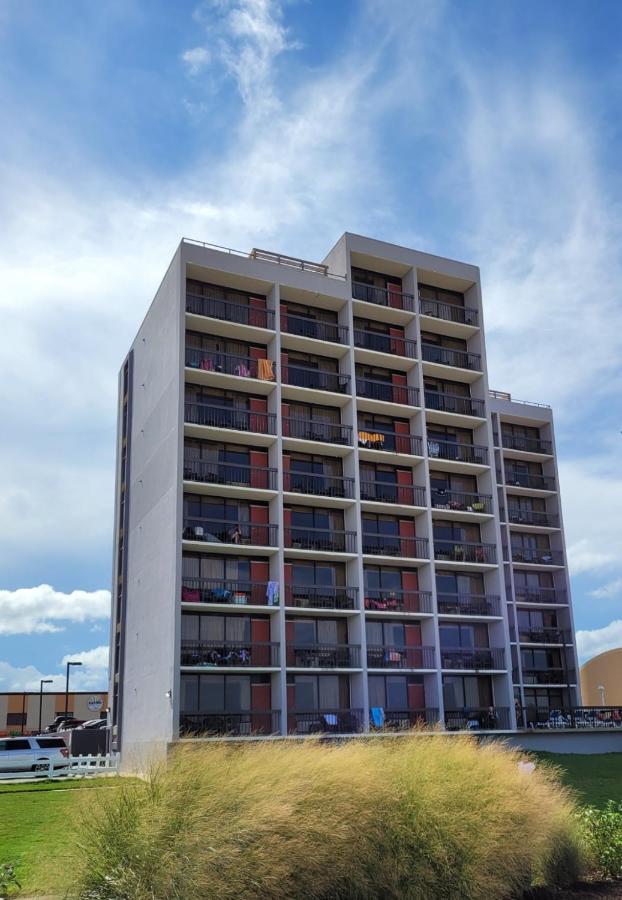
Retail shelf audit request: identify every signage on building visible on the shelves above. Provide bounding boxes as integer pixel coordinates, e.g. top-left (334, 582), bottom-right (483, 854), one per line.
top-left (87, 696), bottom-right (104, 712)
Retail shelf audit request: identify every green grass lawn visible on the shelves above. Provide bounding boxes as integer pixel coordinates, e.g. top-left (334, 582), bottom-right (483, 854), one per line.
top-left (534, 753), bottom-right (622, 808)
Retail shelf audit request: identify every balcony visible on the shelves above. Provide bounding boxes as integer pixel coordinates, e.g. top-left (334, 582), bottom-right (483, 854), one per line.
top-left (504, 471), bottom-right (556, 491)
top-left (367, 645), bottom-right (436, 670)
top-left (180, 710), bottom-right (281, 737)
top-left (518, 627), bottom-right (569, 645)
top-left (358, 430), bottom-right (422, 456)
top-left (285, 585), bottom-right (358, 611)
top-left (522, 669), bottom-right (576, 685)
top-left (185, 402), bottom-right (276, 435)
top-left (352, 281), bottom-right (415, 312)
top-left (445, 707), bottom-right (510, 730)
top-left (362, 533), bottom-right (429, 559)
top-left (434, 541), bottom-right (497, 564)
top-left (419, 295), bottom-right (479, 327)
top-left (288, 644), bottom-right (361, 668)
top-left (186, 292), bottom-right (274, 330)
top-left (421, 343), bottom-right (481, 371)
top-left (354, 329), bottom-right (417, 359)
top-left (288, 709), bottom-right (363, 734)
top-left (284, 471), bottom-right (355, 499)
top-left (185, 348), bottom-right (275, 383)
top-left (514, 588), bottom-right (567, 605)
top-left (283, 418), bottom-right (352, 446)
top-left (282, 365), bottom-right (350, 394)
top-left (431, 489), bottom-right (492, 515)
top-left (364, 589), bottom-right (433, 614)
top-left (440, 647), bottom-right (505, 670)
top-left (282, 313), bottom-right (348, 345)
top-left (436, 593), bottom-right (501, 617)
top-left (285, 526), bottom-right (357, 553)
top-left (180, 640), bottom-right (280, 668)
top-left (357, 377), bottom-right (419, 407)
top-left (360, 480), bottom-right (426, 507)
top-left (183, 519), bottom-right (278, 547)
top-left (183, 458), bottom-right (278, 491)
top-left (507, 508), bottom-right (559, 528)
top-left (427, 438), bottom-right (488, 466)
top-left (501, 432), bottom-right (552, 455)
top-left (515, 706), bottom-right (622, 730)
top-left (424, 391), bottom-right (485, 418)
top-left (181, 578), bottom-right (271, 607)
top-left (511, 547), bottom-right (564, 566)
top-left (370, 708), bottom-right (439, 729)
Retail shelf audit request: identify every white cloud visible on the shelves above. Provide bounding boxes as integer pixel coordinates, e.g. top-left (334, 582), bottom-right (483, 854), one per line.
top-left (592, 578), bottom-right (622, 600)
top-left (577, 621), bottom-right (622, 664)
top-left (0, 645), bottom-right (109, 691)
top-left (0, 585), bottom-right (110, 636)
top-left (181, 46), bottom-right (211, 75)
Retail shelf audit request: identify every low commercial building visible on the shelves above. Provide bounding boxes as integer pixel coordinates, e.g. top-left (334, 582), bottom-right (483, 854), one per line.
top-left (0, 691), bottom-right (108, 735)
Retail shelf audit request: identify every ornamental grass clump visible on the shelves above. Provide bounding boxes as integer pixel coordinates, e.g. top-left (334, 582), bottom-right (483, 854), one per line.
top-left (69, 733), bottom-right (584, 900)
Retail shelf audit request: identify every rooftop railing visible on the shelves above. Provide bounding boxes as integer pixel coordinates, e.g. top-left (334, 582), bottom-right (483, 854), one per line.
top-left (183, 458), bottom-right (278, 491)
top-left (427, 438), bottom-right (488, 465)
top-left (360, 480), bottom-right (426, 507)
top-left (283, 417), bottom-right (352, 446)
top-left (183, 518), bottom-right (278, 547)
top-left (434, 540), bottom-right (497, 564)
top-left (352, 281), bottom-right (416, 312)
top-left (424, 390), bottom-right (486, 418)
top-left (440, 647), bottom-right (505, 670)
top-left (180, 640), bottom-right (280, 668)
top-left (181, 578), bottom-right (271, 607)
top-left (284, 471), bottom-right (355, 499)
top-left (419, 295), bottom-right (479, 327)
top-left (501, 432), bottom-right (553, 454)
top-left (436, 593), bottom-right (501, 617)
top-left (186, 292), bottom-right (274, 330)
top-left (288, 709), bottom-right (363, 734)
top-left (364, 589), bottom-right (433, 614)
top-left (356, 377), bottom-right (420, 407)
top-left (288, 644), bottom-right (361, 668)
top-left (353, 329), bottom-right (417, 358)
top-left (282, 314), bottom-right (349, 344)
top-left (421, 343), bottom-right (482, 371)
top-left (431, 489), bottom-right (492, 514)
top-left (285, 585), bottom-right (358, 611)
top-left (282, 364), bottom-right (350, 394)
top-left (285, 526), bottom-right (357, 554)
top-left (366, 645), bottom-right (436, 670)
top-left (179, 710), bottom-right (281, 736)
top-left (184, 402), bottom-right (276, 435)
top-left (358, 430), bottom-right (423, 456)
top-left (362, 533), bottom-right (429, 559)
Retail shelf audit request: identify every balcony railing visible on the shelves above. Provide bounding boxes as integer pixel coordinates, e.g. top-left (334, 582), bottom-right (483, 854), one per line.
top-left (283, 417), bottom-right (352, 446)
top-left (185, 348), bottom-right (276, 382)
top-left (427, 438), bottom-right (488, 465)
top-left (515, 706), bottom-right (622, 730)
top-left (445, 707), bottom-right (510, 730)
top-left (356, 377), bottom-right (420, 407)
top-left (421, 343), bottom-right (482, 371)
top-left (507, 508), bottom-right (559, 528)
top-left (184, 402), bottom-right (276, 435)
top-left (282, 314), bottom-right (349, 345)
top-left (186, 292), bottom-right (275, 330)
top-left (522, 669), bottom-right (576, 685)
top-left (181, 578), bottom-right (271, 607)
top-left (504, 471), bottom-right (556, 491)
top-left (358, 430), bottom-right (423, 456)
top-left (431, 489), bottom-right (492, 514)
top-left (288, 709), bottom-right (363, 734)
top-left (180, 640), bottom-right (280, 668)
top-left (362, 533), bottom-right (429, 559)
top-left (288, 644), bottom-right (361, 668)
top-left (282, 365), bottom-right (350, 394)
top-left (367, 645), bottom-right (436, 670)
top-left (434, 541), bottom-right (497, 564)
top-left (436, 593), bottom-right (501, 617)
top-left (183, 458), bottom-right (278, 490)
top-left (353, 329), bottom-right (417, 359)
top-left (285, 585), bottom-right (358, 611)
top-left (360, 480), bottom-right (426, 507)
top-left (514, 587), bottom-right (567, 605)
top-left (518, 627), bottom-right (569, 645)
top-left (352, 281), bottom-right (415, 312)
top-left (183, 518), bottom-right (278, 547)
top-left (511, 547), bottom-right (564, 566)
top-left (370, 708), bottom-right (440, 729)
top-left (285, 526), bottom-right (357, 553)
top-left (440, 647), bottom-right (505, 670)
top-left (284, 471), bottom-right (355, 499)
top-left (501, 433), bottom-right (552, 455)
top-left (180, 710), bottom-right (281, 736)
top-left (424, 391), bottom-right (485, 418)
top-left (364, 589), bottom-right (433, 614)
top-left (419, 295), bottom-right (479, 327)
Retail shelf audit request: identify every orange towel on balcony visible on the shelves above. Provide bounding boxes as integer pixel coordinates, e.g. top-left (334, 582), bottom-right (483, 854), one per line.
top-left (258, 358), bottom-right (275, 381)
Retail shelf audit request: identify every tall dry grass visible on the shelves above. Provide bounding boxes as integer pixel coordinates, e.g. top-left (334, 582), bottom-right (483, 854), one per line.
top-left (69, 733), bottom-right (584, 899)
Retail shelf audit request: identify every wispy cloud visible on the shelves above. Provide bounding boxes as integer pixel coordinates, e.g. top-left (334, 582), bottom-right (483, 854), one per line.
top-left (0, 585), bottom-right (110, 635)
top-left (577, 621), bottom-right (622, 664)
top-left (181, 46), bottom-right (211, 75)
top-left (591, 578), bottom-right (622, 600)
top-left (0, 645), bottom-right (109, 691)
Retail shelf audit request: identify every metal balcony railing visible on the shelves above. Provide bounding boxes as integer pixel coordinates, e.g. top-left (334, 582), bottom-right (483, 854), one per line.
top-left (183, 518), bottom-right (278, 547)
top-left (362, 533), bottom-right (429, 559)
top-left (522, 669), bottom-right (576, 685)
top-left (515, 706), bottom-right (622, 730)
top-left (504, 470), bottom-right (556, 491)
top-left (364, 589), bottom-right (433, 614)
top-left (185, 347), bottom-right (276, 381)
top-left (436, 593), bottom-right (501, 617)
top-left (445, 707), bottom-right (510, 730)
top-left (511, 547), bottom-right (564, 565)
top-left (356, 377), bottom-right (420, 407)
top-left (288, 644), bottom-right (361, 668)
top-left (184, 402), bottom-right (276, 435)
top-left (283, 417), bottom-right (352, 446)
top-left (180, 640), bottom-right (280, 668)
top-left (360, 480), bottom-right (426, 507)
top-left (424, 390), bottom-right (486, 418)
top-left (352, 281), bottom-right (415, 312)
top-left (285, 585), bottom-right (358, 611)
top-left (186, 292), bottom-right (275, 330)
top-left (282, 364), bottom-right (350, 394)
top-left (427, 438), bottom-right (488, 465)
top-left (353, 329), bottom-right (417, 358)
top-left (421, 343), bottom-right (482, 371)
top-left (288, 709), bottom-right (363, 734)
top-left (285, 526), bottom-right (357, 553)
top-left (358, 430), bottom-right (423, 456)
top-left (282, 314), bottom-right (349, 344)
top-left (284, 471), bottom-right (355, 499)
top-left (418, 295), bottom-right (479, 327)
top-left (434, 541), bottom-right (497, 564)
top-left (514, 587), bottom-right (567, 605)
top-left (518, 627), bottom-right (569, 645)
top-left (183, 458), bottom-right (278, 490)
top-left (366, 645), bottom-right (436, 669)
top-left (440, 647), bottom-right (505, 670)
top-left (431, 489), bottom-right (492, 514)
top-left (501, 432), bottom-right (552, 454)
top-left (181, 578), bottom-right (271, 607)
top-left (179, 710), bottom-right (281, 736)
top-left (370, 708), bottom-right (440, 729)
top-left (507, 508), bottom-right (559, 528)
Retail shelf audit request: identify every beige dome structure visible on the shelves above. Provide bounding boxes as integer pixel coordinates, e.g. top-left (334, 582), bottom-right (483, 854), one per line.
top-left (580, 648), bottom-right (622, 707)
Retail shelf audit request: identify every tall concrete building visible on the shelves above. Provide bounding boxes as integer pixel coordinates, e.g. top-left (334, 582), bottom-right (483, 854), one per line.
top-left (110, 234), bottom-right (579, 760)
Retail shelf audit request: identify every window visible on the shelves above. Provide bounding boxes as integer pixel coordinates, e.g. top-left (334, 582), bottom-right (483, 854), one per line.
top-left (35, 738), bottom-right (67, 749)
top-left (439, 624), bottom-right (488, 649)
top-left (0, 739), bottom-right (30, 750)
top-left (433, 520), bottom-right (481, 543)
top-left (288, 403), bottom-right (340, 425)
top-left (442, 675), bottom-right (492, 709)
top-left (418, 283), bottom-right (465, 309)
top-left (6, 713), bottom-right (26, 727)
top-left (292, 562), bottom-right (344, 587)
top-left (364, 567), bottom-right (402, 592)
top-left (424, 377), bottom-right (470, 398)
top-left (182, 555), bottom-right (251, 582)
top-left (180, 674), bottom-right (253, 714)
top-left (292, 675), bottom-right (345, 710)
top-left (291, 618), bottom-right (345, 645)
top-left (436, 571), bottom-right (484, 596)
top-left (521, 649), bottom-right (562, 669)
top-left (366, 621), bottom-right (405, 646)
top-left (181, 613), bottom-right (252, 643)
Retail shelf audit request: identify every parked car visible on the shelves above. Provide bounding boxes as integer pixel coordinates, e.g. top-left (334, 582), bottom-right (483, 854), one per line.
top-left (44, 716), bottom-right (85, 733)
top-left (0, 736), bottom-right (69, 773)
top-left (76, 719), bottom-right (108, 730)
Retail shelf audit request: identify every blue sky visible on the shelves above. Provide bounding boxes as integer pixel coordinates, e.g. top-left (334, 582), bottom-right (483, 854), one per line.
top-left (0, 0), bottom-right (621, 690)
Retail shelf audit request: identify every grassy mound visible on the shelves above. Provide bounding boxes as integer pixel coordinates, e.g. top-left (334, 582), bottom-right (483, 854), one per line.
top-left (69, 734), bottom-right (584, 899)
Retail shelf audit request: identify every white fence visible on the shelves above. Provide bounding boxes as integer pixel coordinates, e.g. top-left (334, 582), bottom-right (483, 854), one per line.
top-left (0, 753), bottom-right (119, 782)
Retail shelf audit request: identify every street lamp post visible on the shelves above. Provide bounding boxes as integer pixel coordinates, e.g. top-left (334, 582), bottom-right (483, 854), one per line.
top-left (64, 661), bottom-right (83, 719)
top-left (38, 679), bottom-right (53, 734)
top-left (598, 685), bottom-right (606, 707)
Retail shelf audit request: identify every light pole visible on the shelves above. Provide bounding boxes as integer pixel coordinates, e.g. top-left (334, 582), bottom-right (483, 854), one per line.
top-left (64, 661), bottom-right (83, 719)
top-left (598, 685), bottom-right (606, 707)
top-left (38, 679), bottom-right (53, 734)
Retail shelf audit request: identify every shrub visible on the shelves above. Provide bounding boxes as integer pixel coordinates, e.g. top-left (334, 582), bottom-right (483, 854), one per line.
top-left (579, 800), bottom-right (622, 880)
top-left (68, 734), bottom-right (584, 900)
top-left (0, 863), bottom-right (21, 899)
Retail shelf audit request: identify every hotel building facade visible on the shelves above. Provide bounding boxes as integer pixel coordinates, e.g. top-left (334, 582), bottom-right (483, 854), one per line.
top-left (109, 233), bottom-right (578, 759)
